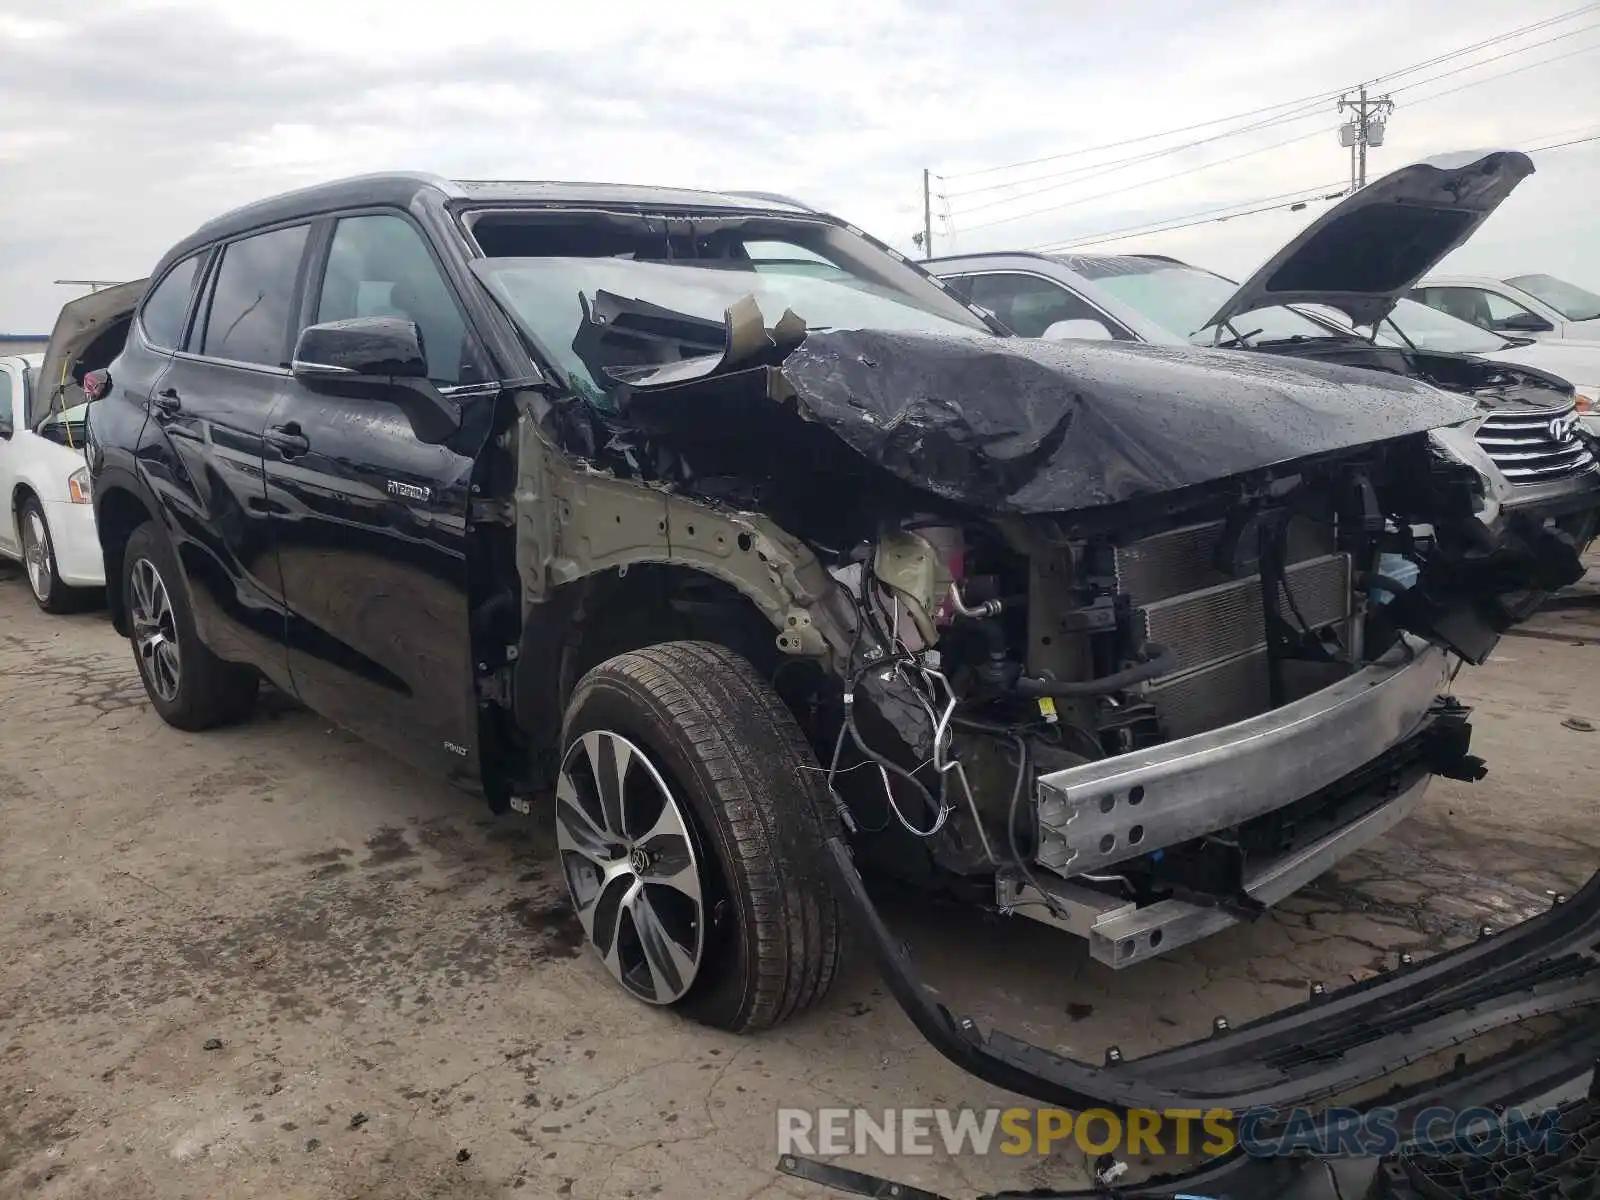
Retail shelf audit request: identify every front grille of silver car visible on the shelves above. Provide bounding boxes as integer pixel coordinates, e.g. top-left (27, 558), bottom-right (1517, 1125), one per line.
top-left (1474, 402), bottom-right (1596, 482)
top-left (1113, 520), bottom-right (1352, 739)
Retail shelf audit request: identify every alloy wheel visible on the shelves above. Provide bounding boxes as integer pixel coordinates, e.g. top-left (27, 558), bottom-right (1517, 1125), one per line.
top-left (129, 557), bottom-right (182, 703)
top-left (555, 730), bottom-right (706, 1005)
top-left (21, 509), bottom-right (52, 604)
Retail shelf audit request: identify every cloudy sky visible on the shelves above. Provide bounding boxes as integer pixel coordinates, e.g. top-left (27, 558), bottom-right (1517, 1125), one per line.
top-left (3, 0), bottom-right (1598, 332)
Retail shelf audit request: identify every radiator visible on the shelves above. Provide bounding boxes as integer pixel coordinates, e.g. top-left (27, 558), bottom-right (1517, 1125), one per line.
top-left (1114, 520), bottom-right (1352, 739)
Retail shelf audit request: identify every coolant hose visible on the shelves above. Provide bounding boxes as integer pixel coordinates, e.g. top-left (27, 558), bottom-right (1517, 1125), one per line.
top-left (1011, 641), bottom-right (1178, 698)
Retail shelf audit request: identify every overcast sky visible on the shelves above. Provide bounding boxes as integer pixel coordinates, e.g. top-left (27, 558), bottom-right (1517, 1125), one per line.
top-left (3, 0), bottom-right (1598, 331)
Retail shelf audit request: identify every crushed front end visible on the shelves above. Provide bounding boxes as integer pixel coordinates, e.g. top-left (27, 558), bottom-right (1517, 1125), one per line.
top-left (481, 215), bottom-right (1593, 1138)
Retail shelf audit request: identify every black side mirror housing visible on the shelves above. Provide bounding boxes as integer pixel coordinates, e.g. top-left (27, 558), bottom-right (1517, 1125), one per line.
top-left (1496, 311), bottom-right (1554, 334)
top-left (291, 317), bottom-right (460, 444)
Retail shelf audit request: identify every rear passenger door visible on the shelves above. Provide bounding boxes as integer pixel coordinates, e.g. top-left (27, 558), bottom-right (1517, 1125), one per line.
top-left (139, 226), bottom-right (309, 685)
top-left (265, 210), bottom-right (485, 781)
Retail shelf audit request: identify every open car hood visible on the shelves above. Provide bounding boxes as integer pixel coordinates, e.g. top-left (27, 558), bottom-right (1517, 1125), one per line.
top-left (32, 279), bottom-right (147, 428)
top-left (1203, 150), bottom-right (1534, 333)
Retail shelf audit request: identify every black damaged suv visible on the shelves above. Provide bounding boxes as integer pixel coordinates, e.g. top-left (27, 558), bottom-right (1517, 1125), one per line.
top-left (82, 176), bottom-right (1599, 1184)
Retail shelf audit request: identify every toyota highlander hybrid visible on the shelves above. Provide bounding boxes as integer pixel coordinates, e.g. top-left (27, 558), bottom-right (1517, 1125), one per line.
top-left (76, 169), bottom-right (1599, 1176)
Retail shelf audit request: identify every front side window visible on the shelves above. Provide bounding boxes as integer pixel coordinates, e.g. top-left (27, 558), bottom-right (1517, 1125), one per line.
top-left (315, 214), bottom-right (471, 385)
top-left (140, 255), bottom-right (201, 350)
top-left (1506, 273), bottom-right (1600, 322)
top-left (1413, 286), bottom-right (1537, 332)
top-left (961, 272), bottom-right (1131, 339)
top-left (197, 225), bottom-right (310, 366)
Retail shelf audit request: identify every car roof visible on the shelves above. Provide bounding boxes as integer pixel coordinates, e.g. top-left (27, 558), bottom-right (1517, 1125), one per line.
top-left (0, 353), bottom-right (43, 368)
top-left (164, 173), bottom-right (818, 266)
top-left (1416, 275), bottom-right (1511, 287)
top-left (925, 250), bottom-right (1184, 274)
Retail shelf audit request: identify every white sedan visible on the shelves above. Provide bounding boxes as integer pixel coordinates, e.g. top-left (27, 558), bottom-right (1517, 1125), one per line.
top-left (1413, 274), bottom-right (1600, 342)
top-left (0, 353), bottom-right (103, 611)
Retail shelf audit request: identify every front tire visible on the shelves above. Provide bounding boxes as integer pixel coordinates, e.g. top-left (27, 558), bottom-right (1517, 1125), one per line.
top-left (123, 521), bottom-right (258, 730)
top-left (18, 497), bottom-right (93, 614)
top-left (557, 641), bottom-right (843, 1032)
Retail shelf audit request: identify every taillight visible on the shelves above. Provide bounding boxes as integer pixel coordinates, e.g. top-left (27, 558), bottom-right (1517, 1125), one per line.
top-left (82, 370), bottom-right (111, 401)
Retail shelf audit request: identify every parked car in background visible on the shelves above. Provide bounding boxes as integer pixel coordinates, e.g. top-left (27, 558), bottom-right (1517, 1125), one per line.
top-left (0, 352), bottom-right (103, 611)
top-left (1304, 295), bottom-right (1600, 428)
top-left (929, 150), bottom-right (1599, 542)
top-left (1412, 272), bottom-right (1600, 341)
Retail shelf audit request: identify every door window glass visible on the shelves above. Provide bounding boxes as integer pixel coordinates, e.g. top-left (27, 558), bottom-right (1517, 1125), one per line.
top-left (1416, 286), bottom-right (1536, 331)
top-left (140, 255), bottom-right (201, 350)
top-left (315, 214), bottom-right (469, 385)
top-left (198, 225), bottom-right (310, 366)
top-left (962, 272), bottom-right (1130, 339)
top-left (0, 369), bottom-right (15, 436)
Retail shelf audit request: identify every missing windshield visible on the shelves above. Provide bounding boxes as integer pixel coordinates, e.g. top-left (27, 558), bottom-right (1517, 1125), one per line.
top-left (465, 211), bottom-right (991, 404)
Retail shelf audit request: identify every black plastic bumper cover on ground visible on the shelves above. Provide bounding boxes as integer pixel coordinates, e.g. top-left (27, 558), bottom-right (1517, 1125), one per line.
top-left (823, 836), bottom-right (1600, 1120)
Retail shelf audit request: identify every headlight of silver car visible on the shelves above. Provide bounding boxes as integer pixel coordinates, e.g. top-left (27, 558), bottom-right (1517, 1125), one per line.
top-left (1427, 422), bottom-right (1513, 527)
top-left (68, 466), bottom-right (92, 505)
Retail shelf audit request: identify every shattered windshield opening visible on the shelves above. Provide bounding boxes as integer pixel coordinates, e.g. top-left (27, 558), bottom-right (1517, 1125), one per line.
top-left (467, 214), bottom-right (992, 406)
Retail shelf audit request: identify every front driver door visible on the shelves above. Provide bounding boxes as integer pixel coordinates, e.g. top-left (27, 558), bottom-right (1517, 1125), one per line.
top-left (264, 210), bottom-right (489, 783)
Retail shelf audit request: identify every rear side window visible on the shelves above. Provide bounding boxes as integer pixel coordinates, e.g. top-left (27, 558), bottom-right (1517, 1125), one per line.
top-left (140, 255), bottom-right (201, 350)
top-left (198, 225), bottom-right (310, 366)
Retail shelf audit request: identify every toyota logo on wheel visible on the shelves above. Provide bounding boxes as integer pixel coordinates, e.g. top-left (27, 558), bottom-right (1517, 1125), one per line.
top-left (1548, 414), bottom-right (1579, 443)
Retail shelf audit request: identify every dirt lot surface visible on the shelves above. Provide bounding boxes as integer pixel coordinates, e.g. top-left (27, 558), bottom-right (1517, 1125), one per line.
top-left (2, 558), bottom-right (1596, 1199)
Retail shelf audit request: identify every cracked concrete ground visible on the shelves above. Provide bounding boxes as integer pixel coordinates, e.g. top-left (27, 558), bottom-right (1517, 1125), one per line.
top-left (1, 558), bottom-right (1596, 1199)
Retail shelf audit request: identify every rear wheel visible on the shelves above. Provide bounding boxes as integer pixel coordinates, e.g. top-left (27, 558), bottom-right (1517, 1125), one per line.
top-left (18, 498), bottom-right (93, 614)
top-left (123, 522), bottom-right (258, 729)
top-left (556, 641), bottom-right (843, 1032)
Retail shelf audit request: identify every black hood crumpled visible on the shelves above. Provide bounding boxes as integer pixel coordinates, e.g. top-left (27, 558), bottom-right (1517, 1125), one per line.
top-left (616, 328), bottom-right (1477, 514)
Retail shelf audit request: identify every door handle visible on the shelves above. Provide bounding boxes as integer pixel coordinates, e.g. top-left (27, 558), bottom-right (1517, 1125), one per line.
top-left (265, 421), bottom-right (310, 458)
top-left (154, 387), bottom-right (182, 416)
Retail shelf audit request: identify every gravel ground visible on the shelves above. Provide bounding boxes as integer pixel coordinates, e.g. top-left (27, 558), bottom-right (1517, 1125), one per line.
top-left (1, 557), bottom-right (1595, 1199)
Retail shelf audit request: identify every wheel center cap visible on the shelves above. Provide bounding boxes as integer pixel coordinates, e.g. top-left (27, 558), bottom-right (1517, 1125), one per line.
top-left (628, 846), bottom-right (651, 875)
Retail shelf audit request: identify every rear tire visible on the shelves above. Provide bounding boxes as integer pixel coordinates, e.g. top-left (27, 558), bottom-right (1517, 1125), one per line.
top-left (123, 521), bottom-right (258, 730)
top-left (557, 641), bottom-right (843, 1032)
top-left (18, 497), bottom-right (94, 614)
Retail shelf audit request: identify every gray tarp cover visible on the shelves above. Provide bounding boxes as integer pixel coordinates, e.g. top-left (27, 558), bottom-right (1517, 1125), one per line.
top-left (765, 330), bottom-right (1477, 512)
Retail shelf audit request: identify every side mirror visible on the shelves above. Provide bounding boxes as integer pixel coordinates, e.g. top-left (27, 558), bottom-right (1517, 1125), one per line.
top-left (1041, 318), bottom-right (1114, 341)
top-left (291, 318), bottom-right (460, 444)
top-left (293, 316), bottom-right (429, 379)
top-left (1495, 311), bottom-right (1554, 334)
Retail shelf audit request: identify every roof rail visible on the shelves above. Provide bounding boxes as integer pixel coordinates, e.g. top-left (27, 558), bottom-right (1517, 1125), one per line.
top-left (723, 190), bottom-right (817, 212)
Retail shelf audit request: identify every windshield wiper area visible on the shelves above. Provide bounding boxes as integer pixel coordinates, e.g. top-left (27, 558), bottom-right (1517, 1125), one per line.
top-left (1195, 324), bottom-right (1263, 349)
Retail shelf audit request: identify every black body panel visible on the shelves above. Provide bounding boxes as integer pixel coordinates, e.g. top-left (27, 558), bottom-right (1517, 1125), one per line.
top-left (263, 387), bottom-right (482, 782)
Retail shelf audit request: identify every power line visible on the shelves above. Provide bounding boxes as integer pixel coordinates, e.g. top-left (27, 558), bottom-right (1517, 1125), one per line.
top-left (1529, 131), bottom-right (1600, 152)
top-left (1029, 183), bottom-right (1349, 253)
top-left (1405, 37), bottom-right (1600, 106)
top-left (939, 89), bottom-right (1349, 182)
top-left (938, 3), bottom-right (1600, 185)
top-left (1389, 21), bottom-right (1600, 93)
top-left (1371, 2), bottom-right (1600, 85)
top-left (943, 100), bottom-right (1328, 204)
top-left (954, 124), bottom-right (1334, 235)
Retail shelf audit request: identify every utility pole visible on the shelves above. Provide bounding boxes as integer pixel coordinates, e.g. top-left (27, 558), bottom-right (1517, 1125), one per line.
top-left (919, 168), bottom-right (933, 260)
top-left (1337, 85), bottom-right (1394, 190)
